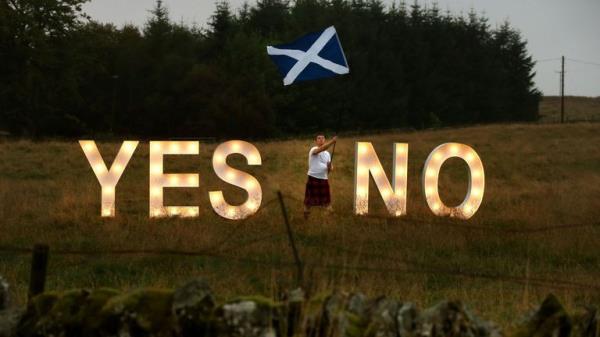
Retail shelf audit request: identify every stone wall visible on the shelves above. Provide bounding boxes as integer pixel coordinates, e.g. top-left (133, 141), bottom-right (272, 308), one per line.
top-left (0, 276), bottom-right (597, 337)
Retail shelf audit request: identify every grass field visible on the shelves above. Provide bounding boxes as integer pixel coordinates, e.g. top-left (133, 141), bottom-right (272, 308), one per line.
top-left (539, 96), bottom-right (600, 122)
top-left (1, 100), bottom-right (599, 324)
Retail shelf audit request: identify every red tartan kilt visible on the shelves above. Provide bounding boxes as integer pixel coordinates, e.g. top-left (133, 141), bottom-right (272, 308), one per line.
top-left (304, 176), bottom-right (331, 206)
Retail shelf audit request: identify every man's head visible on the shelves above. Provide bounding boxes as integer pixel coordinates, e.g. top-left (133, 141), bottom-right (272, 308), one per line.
top-left (315, 134), bottom-right (326, 146)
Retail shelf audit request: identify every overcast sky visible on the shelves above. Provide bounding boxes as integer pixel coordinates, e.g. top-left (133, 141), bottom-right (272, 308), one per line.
top-left (83, 0), bottom-right (600, 97)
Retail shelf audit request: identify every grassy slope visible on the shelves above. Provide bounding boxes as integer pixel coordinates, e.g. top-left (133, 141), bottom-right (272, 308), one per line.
top-left (539, 96), bottom-right (600, 122)
top-left (1, 120), bottom-right (599, 323)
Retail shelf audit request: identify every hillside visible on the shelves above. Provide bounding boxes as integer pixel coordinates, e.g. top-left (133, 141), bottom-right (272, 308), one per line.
top-left (0, 121), bottom-right (599, 323)
top-left (539, 96), bottom-right (600, 122)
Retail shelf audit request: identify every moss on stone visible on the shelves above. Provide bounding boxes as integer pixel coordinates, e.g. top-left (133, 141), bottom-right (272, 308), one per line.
top-left (6, 281), bottom-right (589, 337)
top-left (99, 288), bottom-right (175, 334)
top-left (230, 295), bottom-right (281, 309)
top-left (511, 294), bottom-right (572, 337)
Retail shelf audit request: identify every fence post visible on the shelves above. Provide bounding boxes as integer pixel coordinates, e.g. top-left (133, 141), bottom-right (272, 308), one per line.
top-left (277, 191), bottom-right (304, 286)
top-left (28, 244), bottom-right (49, 300)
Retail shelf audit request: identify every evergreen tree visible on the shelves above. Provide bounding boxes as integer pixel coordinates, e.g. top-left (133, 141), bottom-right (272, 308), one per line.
top-left (0, 0), bottom-right (542, 138)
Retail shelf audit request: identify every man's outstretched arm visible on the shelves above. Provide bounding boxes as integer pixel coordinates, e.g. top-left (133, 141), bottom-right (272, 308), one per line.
top-left (313, 136), bottom-right (338, 154)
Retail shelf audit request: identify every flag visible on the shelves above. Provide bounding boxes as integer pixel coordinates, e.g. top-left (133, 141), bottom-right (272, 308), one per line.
top-left (267, 26), bottom-right (350, 86)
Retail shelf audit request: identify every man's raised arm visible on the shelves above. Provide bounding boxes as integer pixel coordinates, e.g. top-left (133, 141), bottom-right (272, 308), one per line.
top-left (313, 136), bottom-right (338, 154)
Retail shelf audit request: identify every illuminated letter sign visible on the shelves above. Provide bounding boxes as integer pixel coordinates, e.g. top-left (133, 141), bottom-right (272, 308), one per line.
top-left (422, 143), bottom-right (485, 219)
top-left (80, 140), bottom-right (484, 220)
top-left (354, 142), bottom-right (408, 216)
top-left (80, 140), bottom-right (138, 217)
top-left (209, 140), bottom-right (262, 220)
top-left (149, 141), bottom-right (200, 218)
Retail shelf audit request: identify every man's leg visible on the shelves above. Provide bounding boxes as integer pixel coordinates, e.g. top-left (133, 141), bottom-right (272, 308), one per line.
top-left (304, 176), bottom-right (317, 220)
top-left (304, 205), bottom-right (311, 219)
top-left (323, 178), bottom-right (332, 213)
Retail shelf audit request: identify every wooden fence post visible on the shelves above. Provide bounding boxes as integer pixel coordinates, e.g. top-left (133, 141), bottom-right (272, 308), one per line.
top-left (277, 191), bottom-right (304, 286)
top-left (28, 244), bottom-right (49, 300)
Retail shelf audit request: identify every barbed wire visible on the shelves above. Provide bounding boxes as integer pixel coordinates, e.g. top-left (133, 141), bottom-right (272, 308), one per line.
top-left (1, 192), bottom-right (598, 294)
top-left (296, 237), bottom-right (598, 291)
top-left (280, 196), bottom-right (600, 234)
top-left (278, 192), bottom-right (599, 234)
top-left (201, 197), bottom-right (282, 252)
top-left (1, 240), bottom-right (598, 293)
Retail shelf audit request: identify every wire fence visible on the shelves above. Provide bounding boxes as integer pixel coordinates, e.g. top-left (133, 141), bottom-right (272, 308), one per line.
top-left (0, 192), bottom-right (598, 299)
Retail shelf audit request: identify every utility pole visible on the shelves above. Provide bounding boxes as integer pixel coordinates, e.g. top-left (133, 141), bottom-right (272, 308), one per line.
top-left (560, 56), bottom-right (565, 123)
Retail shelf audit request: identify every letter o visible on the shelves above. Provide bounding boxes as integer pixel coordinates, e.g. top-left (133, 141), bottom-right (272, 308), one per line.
top-left (422, 143), bottom-right (485, 219)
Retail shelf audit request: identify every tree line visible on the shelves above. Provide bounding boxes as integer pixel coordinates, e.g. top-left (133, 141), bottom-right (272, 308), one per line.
top-left (0, 0), bottom-right (541, 138)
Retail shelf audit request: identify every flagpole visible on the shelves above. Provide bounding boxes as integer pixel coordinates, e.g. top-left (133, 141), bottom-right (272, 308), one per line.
top-left (329, 114), bottom-right (340, 162)
top-left (329, 79), bottom-right (348, 165)
top-left (330, 142), bottom-right (337, 164)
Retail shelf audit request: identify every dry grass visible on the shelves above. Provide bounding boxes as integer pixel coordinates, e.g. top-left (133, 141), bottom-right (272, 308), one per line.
top-left (1, 121), bottom-right (599, 325)
top-left (539, 96), bottom-right (600, 122)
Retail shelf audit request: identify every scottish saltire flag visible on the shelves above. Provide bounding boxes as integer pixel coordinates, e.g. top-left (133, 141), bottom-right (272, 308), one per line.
top-left (267, 26), bottom-right (349, 86)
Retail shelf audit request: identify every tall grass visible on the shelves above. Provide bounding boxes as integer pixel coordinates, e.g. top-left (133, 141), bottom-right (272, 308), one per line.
top-left (1, 122), bottom-right (599, 324)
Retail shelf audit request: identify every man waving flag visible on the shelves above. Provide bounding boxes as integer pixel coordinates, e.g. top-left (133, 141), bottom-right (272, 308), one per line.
top-left (267, 26), bottom-right (349, 86)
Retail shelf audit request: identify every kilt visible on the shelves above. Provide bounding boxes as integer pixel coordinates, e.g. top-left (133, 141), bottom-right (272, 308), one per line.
top-left (304, 176), bottom-right (331, 206)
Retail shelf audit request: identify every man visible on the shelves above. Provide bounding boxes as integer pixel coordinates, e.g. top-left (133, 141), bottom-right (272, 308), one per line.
top-left (304, 134), bottom-right (337, 219)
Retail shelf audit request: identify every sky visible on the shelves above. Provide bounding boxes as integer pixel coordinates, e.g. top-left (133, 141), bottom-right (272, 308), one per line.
top-left (83, 0), bottom-right (600, 97)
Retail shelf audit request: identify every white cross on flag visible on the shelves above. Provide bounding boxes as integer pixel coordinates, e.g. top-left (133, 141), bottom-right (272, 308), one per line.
top-left (267, 26), bottom-right (350, 86)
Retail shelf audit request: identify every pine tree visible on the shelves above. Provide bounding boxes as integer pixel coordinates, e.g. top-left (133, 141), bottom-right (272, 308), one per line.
top-left (0, 0), bottom-right (543, 137)
top-left (209, 1), bottom-right (234, 39)
top-left (144, 0), bottom-right (171, 42)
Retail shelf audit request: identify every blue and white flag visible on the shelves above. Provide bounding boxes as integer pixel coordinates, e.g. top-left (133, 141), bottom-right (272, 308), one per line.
top-left (267, 26), bottom-right (350, 86)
